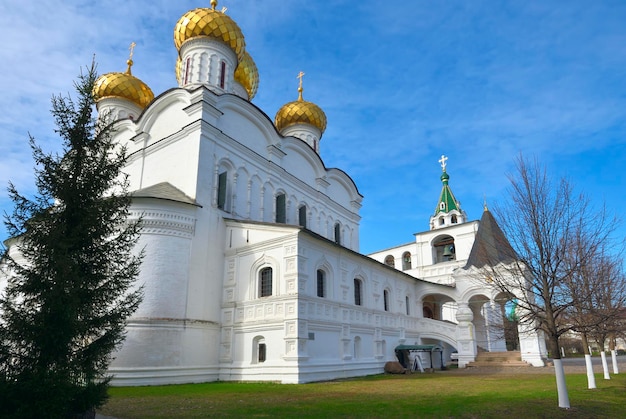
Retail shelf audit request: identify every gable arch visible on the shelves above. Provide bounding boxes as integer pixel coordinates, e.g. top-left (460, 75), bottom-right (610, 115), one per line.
top-left (135, 88), bottom-right (193, 136)
top-left (216, 94), bottom-right (284, 149)
top-left (280, 139), bottom-right (328, 180)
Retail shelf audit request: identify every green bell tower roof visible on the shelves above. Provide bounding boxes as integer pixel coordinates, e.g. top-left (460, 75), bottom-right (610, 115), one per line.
top-left (430, 155), bottom-right (467, 230)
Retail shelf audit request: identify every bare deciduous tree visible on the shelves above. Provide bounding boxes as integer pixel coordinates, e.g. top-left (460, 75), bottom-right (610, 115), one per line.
top-left (562, 247), bottom-right (626, 387)
top-left (476, 155), bottom-right (620, 408)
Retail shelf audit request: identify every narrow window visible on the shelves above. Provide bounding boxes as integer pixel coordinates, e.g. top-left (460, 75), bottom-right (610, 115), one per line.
top-left (259, 267), bottom-right (272, 297)
top-left (217, 171), bottom-right (227, 210)
top-left (384, 255), bottom-right (395, 267)
top-left (402, 252), bottom-right (412, 270)
top-left (316, 269), bottom-right (325, 298)
top-left (258, 343), bottom-right (266, 363)
top-left (405, 296), bottom-right (410, 315)
top-left (183, 57), bottom-right (191, 85)
top-left (298, 205), bottom-right (307, 228)
top-left (219, 60), bottom-right (226, 88)
top-left (439, 217), bottom-right (445, 225)
top-left (334, 223), bottom-right (341, 245)
top-left (275, 193), bottom-right (286, 223)
top-left (451, 214), bottom-right (458, 224)
top-left (354, 278), bottom-right (362, 306)
top-left (384, 290), bottom-right (390, 312)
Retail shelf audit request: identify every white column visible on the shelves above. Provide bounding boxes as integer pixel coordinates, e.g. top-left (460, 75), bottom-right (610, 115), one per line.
top-left (455, 302), bottom-right (476, 368)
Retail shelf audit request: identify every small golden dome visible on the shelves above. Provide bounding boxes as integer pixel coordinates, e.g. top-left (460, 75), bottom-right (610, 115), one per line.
top-left (175, 56), bottom-right (182, 85)
top-left (93, 60), bottom-right (154, 109)
top-left (275, 85), bottom-right (327, 134)
top-left (174, 4), bottom-right (245, 61)
top-left (234, 51), bottom-right (259, 100)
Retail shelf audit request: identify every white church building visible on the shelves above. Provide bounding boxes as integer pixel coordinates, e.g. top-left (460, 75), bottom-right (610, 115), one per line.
top-left (3, 3), bottom-right (548, 385)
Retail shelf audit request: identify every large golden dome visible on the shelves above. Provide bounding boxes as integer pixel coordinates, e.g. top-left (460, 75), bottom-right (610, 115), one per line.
top-left (93, 60), bottom-right (154, 109)
top-left (174, 3), bottom-right (245, 61)
top-left (234, 51), bottom-right (259, 100)
top-left (275, 87), bottom-right (327, 134)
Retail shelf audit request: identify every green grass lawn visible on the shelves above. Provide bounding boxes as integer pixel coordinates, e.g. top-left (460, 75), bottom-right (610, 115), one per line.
top-left (100, 371), bottom-right (626, 418)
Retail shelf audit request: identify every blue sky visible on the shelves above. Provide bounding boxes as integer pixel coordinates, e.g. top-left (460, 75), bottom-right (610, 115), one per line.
top-left (1, 0), bottom-right (625, 254)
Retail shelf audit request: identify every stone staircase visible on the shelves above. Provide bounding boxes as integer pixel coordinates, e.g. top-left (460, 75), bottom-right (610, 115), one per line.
top-left (466, 351), bottom-right (531, 368)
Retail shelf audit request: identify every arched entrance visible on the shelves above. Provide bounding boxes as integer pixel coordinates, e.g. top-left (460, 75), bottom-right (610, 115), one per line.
top-left (495, 292), bottom-right (520, 351)
top-left (422, 293), bottom-right (456, 321)
top-left (468, 293), bottom-right (520, 353)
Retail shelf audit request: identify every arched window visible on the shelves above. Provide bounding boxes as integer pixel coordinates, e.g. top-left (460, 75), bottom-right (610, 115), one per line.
top-left (423, 306), bottom-right (434, 319)
top-left (451, 214), bottom-right (458, 224)
top-left (298, 205), bottom-right (307, 228)
top-left (316, 269), bottom-right (326, 298)
top-left (334, 223), bottom-right (341, 245)
top-left (402, 252), bottom-right (412, 270)
top-left (217, 171), bottom-right (228, 210)
top-left (383, 289), bottom-right (390, 312)
top-left (275, 193), bottom-right (286, 223)
top-left (384, 255), bottom-right (395, 267)
top-left (354, 278), bottom-right (362, 306)
top-left (218, 60), bottom-right (226, 89)
top-left (252, 336), bottom-right (266, 363)
top-left (259, 267), bottom-right (272, 297)
top-left (433, 235), bottom-right (456, 263)
top-left (405, 296), bottom-right (410, 315)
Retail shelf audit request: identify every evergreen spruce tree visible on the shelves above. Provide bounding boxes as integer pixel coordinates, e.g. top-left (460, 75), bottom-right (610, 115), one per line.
top-left (0, 62), bottom-right (143, 418)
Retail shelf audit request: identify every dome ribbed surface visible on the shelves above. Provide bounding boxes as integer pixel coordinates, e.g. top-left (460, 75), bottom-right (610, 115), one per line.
top-left (93, 66), bottom-right (154, 109)
top-left (234, 51), bottom-right (259, 99)
top-left (174, 7), bottom-right (245, 61)
top-left (275, 95), bottom-right (327, 133)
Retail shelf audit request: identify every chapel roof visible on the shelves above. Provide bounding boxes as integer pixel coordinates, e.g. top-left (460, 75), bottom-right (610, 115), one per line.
top-left (132, 182), bottom-right (200, 206)
top-left (464, 207), bottom-right (517, 269)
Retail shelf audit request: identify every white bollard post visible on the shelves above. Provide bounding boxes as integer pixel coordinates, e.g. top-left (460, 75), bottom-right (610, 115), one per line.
top-left (561, 347), bottom-right (565, 358)
top-left (601, 351), bottom-right (610, 380)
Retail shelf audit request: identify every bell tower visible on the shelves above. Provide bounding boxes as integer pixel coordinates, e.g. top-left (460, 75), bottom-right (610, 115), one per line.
top-left (429, 155), bottom-right (467, 230)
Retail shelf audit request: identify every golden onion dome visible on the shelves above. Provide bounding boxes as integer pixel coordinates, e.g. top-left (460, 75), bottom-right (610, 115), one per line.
top-left (234, 51), bottom-right (259, 100)
top-left (174, 2), bottom-right (245, 61)
top-left (93, 59), bottom-right (154, 109)
top-left (275, 83), bottom-right (327, 134)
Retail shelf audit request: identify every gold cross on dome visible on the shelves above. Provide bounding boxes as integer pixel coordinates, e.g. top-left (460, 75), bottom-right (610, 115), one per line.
top-left (128, 42), bottom-right (136, 60)
top-left (297, 71), bottom-right (305, 89)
